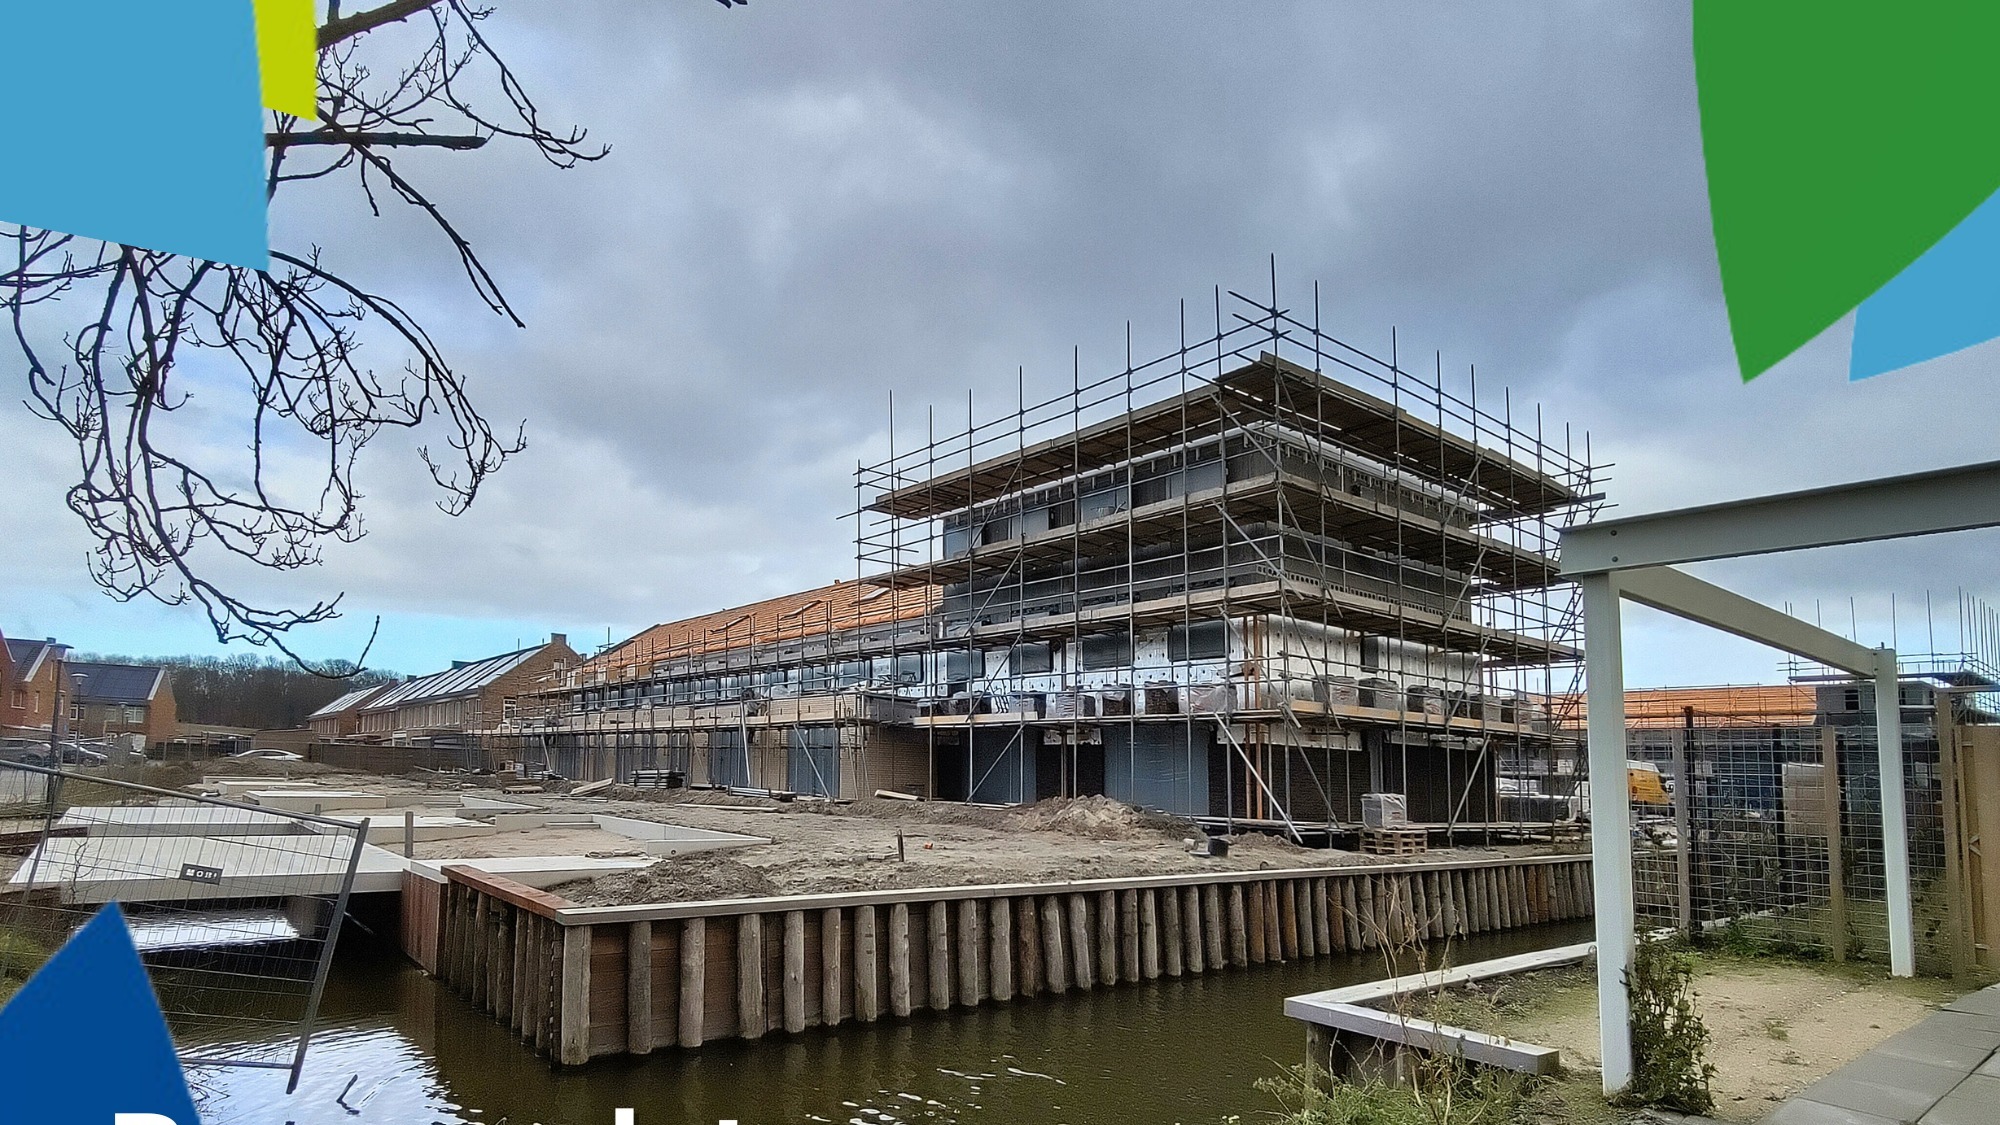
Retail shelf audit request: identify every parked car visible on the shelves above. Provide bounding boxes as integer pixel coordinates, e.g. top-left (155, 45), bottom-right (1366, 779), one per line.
top-left (18, 743), bottom-right (109, 767)
top-left (229, 748), bottom-right (304, 762)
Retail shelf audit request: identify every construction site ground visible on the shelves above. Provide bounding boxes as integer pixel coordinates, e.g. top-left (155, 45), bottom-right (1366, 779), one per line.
top-left (29, 762), bottom-right (1570, 906)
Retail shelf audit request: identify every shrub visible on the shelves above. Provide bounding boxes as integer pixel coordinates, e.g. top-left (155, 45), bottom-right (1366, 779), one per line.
top-left (1622, 940), bottom-right (1716, 1115)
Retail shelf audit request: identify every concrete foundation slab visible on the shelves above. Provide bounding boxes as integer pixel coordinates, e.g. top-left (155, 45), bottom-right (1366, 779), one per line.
top-left (10, 834), bottom-right (407, 901)
top-left (409, 854), bottom-right (657, 889)
top-left (250, 790), bottom-right (391, 812)
top-left (56, 805), bottom-right (308, 837)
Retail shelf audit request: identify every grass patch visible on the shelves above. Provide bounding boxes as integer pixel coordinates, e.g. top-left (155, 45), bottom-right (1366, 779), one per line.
top-left (1400, 964), bottom-right (1595, 1036)
top-left (0, 925), bottom-right (49, 1006)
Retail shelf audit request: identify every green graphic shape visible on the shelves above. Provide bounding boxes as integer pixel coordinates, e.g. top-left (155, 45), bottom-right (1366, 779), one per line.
top-left (1695, 3), bottom-right (2000, 381)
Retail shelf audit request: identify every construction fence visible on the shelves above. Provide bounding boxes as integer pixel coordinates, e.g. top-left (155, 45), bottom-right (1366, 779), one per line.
top-left (0, 763), bottom-right (367, 1089)
top-left (1630, 721), bottom-right (1957, 973)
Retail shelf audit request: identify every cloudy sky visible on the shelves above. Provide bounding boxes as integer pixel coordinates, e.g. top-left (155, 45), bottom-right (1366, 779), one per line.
top-left (5, 1), bottom-right (1999, 686)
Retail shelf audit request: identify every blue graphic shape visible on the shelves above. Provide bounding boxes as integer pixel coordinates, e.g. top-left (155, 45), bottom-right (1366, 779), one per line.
top-left (0, 904), bottom-right (200, 1125)
top-left (0, 0), bottom-right (269, 269)
top-left (1851, 183), bottom-right (2000, 380)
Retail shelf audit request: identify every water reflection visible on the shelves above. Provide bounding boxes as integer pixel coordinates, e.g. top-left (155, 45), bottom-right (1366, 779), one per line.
top-left (195, 921), bottom-right (1592, 1125)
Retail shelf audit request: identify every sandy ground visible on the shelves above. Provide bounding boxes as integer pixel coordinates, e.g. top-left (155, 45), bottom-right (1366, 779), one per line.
top-left (413, 828), bottom-right (655, 861)
top-left (34, 763), bottom-right (1572, 905)
top-left (1422, 956), bottom-right (1963, 1123)
top-left (544, 791), bottom-right (1564, 904)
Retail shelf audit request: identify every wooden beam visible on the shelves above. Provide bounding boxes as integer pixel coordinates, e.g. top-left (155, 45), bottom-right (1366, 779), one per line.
top-left (558, 925), bottom-right (591, 1065)
top-left (783, 911), bottom-right (807, 1034)
top-left (928, 901), bottom-right (952, 1011)
top-left (888, 903), bottom-right (913, 1017)
top-left (737, 914), bottom-right (765, 1039)
top-left (680, 916), bottom-right (704, 1048)
top-left (821, 907), bottom-right (845, 1025)
top-left (627, 920), bottom-right (653, 1054)
top-left (988, 898), bottom-right (1014, 1002)
top-left (854, 905), bottom-right (880, 1022)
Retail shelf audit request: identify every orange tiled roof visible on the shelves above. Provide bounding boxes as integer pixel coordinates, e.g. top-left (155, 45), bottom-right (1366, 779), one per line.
top-left (1559, 684), bottom-right (1816, 728)
top-left (582, 580), bottom-right (939, 678)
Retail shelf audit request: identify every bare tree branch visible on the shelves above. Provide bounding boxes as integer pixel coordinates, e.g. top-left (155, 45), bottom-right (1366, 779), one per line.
top-left (268, 131), bottom-right (489, 150)
top-left (1, 1), bottom-right (609, 675)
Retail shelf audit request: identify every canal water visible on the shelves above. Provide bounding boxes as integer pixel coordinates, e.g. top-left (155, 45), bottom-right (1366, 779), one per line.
top-left (192, 920), bottom-right (1593, 1125)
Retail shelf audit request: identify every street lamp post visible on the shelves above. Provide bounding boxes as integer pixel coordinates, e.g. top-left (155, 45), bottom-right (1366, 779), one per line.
top-left (51, 671), bottom-right (87, 765)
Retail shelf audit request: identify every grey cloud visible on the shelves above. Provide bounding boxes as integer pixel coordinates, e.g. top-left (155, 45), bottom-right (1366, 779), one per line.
top-left (7, 0), bottom-right (1995, 679)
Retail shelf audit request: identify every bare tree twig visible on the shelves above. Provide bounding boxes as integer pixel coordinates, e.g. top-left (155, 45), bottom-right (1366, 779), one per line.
top-left (1, 1), bottom-right (604, 675)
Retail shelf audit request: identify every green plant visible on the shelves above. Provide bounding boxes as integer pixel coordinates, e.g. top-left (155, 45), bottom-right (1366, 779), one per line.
top-left (1253, 1063), bottom-right (1533, 1125)
top-left (0, 926), bottom-right (47, 1006)
top-left (1622, 940), bottom-right (1717, 1115)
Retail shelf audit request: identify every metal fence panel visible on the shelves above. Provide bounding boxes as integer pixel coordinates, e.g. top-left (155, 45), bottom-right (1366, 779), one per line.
top-left (0, 763), bottom-right (366, 1089)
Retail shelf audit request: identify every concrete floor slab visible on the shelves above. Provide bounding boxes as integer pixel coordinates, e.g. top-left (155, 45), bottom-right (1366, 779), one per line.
top-left (11, 834), bottom-right (407, 901)
top-left (56, 805), bottom-right (307, 837)
top-left (200, 778), bottom-right (323, 798)
top-left (352, 816), bottom-right (496, 845)
top-left (250, 790), bottom-right (391, 812)
top-left (409, 854), bottom-right (656, 890)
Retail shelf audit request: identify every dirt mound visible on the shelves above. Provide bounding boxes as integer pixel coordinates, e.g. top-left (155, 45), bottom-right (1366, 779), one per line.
top-left (551, 852), bottom-right (780, 906)
top-left (831, 798), bottom-right (1015, 830)
top-left (834, 794), bottom-right (1190, 842)
top-left (1012, 795), bottom-right (1190, 841)
top-left (602, 786), bottom-right (780, 809)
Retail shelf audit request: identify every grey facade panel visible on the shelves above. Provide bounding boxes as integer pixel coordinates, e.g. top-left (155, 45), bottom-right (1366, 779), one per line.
top-left (1105, 724), bottom-right (1209, 815)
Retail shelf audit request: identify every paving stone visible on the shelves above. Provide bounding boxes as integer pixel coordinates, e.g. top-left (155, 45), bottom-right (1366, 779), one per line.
top-left (1918, 1075), bottom-right (2000, 1125)
top-left (1942, 986), bottom-right (2000, 1020)
top-left (1798, 1073), bottom-right (1949, 1123)
top-left (1825, 1053), bottom-right (1973, 1098)
top-left (1899, 1011), bottom-right (2000, 1051)
top-left (1870, 1031), bottom-right (1998, 1073)
top-left (1977, 1051), bottom-right (2000, 1078)
top-left (1761, 1097), bottom-right (1902, 1125)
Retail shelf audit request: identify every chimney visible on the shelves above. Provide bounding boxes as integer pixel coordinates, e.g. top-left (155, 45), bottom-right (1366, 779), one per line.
top-left (550, 633), bottom-right (567, 648)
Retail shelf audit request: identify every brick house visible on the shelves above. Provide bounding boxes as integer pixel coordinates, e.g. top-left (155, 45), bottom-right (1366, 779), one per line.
top-left (64, 661), bottom-right (179, 750)
top-left (354, 635), bottom-right (580, 742)
top-left (1, 632), bottom-right (71, 738)
top-left (307, 684), bottom-right (389, 739)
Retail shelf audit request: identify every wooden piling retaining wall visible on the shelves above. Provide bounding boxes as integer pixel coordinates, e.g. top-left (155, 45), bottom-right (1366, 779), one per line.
top-left (421, 854), bottom-right (1594, 1065)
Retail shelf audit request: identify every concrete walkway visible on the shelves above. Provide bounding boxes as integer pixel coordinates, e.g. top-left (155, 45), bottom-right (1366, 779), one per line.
top-left (1763, 984), bottom-right (2000, 1125)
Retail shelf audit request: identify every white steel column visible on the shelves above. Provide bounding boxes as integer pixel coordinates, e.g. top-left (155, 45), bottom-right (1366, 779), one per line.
top-left (1874, 648), bottom-right (1915, 977)
top-left (1583, 573), bottom-right (1635, 1093)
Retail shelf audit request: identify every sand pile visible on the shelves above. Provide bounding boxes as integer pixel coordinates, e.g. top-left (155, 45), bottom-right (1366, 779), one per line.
top-left (551, 852), bottom-right (779, 905)
top-left (830, 794), bottom-right (1189, 842)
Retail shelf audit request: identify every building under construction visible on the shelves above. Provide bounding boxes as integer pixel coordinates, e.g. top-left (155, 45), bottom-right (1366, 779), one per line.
top-left (518, 285), bottom-right (1603, 837)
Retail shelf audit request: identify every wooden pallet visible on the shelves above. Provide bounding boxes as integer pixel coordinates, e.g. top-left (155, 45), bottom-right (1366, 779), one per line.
top-left (1359, 827), bottom-right (1428, 856)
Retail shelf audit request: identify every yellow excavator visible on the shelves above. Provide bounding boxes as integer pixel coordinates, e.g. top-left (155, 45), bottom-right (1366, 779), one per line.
top-left (1628, 760), bottom-right (1672, 809)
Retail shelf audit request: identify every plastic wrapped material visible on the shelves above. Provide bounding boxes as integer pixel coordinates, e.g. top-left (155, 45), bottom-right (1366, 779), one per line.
top-left (1362, 792), bottom-right (1409, 829)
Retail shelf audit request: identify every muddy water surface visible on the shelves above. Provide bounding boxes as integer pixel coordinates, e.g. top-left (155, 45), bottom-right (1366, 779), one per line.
top-left (193, 920), bottom-right (1592, 1125)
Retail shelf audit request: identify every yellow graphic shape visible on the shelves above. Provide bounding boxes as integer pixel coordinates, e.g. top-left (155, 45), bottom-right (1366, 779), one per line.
top-left (255, 0), bottom-right (317, 119)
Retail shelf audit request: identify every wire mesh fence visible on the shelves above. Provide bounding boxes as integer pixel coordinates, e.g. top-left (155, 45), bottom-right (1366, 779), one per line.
top-left (1630, 718), bottom-right (1952, 973)
top-left (0, 761), bottom-right (366, 1088)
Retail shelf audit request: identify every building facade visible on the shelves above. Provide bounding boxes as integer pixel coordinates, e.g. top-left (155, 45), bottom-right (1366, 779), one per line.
top-left (64, 661), bottom-right (178, 749)
top-left (352, 636), bottom-right (580, 744)
top-left (524, 310), bottom-right (1599, 833)
top-left (1, 634), bottom-right (70, 739)
top-left (307, 684), bottom-right (389, 739)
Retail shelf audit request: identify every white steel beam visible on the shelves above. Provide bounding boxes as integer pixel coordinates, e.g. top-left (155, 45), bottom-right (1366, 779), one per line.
top-left (1876, 651), bottom-right (1915, 977)
top-left (1582, 573), bottom-right (1635, 1095)
top-left (1613, 566), bottom-right (1878, 675)
top-left (1560, 459), bottom-right (2000, 577)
